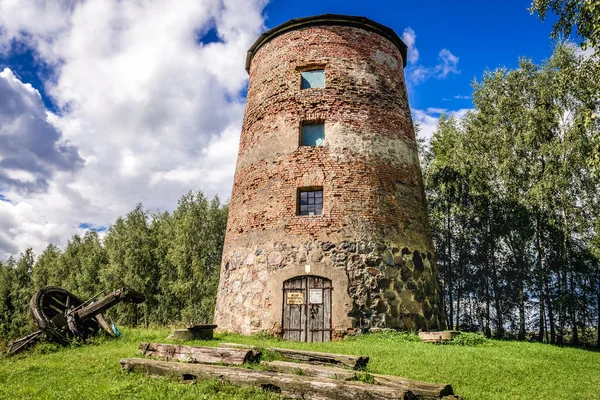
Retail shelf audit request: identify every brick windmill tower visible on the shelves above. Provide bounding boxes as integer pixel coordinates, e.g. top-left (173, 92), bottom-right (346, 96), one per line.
top-left (214, 14), bottom-right (445, 341)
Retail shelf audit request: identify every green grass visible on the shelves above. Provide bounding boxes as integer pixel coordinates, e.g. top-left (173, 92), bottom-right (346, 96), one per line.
top-left (1, 328), bottom-right (598, 399)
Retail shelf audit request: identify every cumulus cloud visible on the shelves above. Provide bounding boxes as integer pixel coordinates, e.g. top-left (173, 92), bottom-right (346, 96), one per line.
top-left (412, 107), bottom-right (471, 141)
top-left (402, 28), bottom-right (419, 64)
top-left (399, 27), bottom-right (460, 85)
top-left (407, 48), bottom-right (460, 84)
top-left (0, 0), bottom-right (267, 259)
top-left (568, 41), bottom-right (597, 59)
top-left (0, 68), bottom-right (83, 194)
top-left (436, 49), bottom-right (459, 78)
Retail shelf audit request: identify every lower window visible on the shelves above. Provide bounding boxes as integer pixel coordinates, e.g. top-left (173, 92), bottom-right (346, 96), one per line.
top-left (298, 188), bottom-right (323, 216)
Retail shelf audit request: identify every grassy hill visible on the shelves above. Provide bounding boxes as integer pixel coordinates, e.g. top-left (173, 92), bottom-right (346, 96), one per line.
top-left (1, 328), bottom-right (599, 399)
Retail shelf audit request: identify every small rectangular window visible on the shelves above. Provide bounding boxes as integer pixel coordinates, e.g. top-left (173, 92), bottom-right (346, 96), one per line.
top-left (298, 188), bottom-right (323, 216)
top-left (301, 70), bottom-right (324, 89)
top-left (301, 123), bottom-right (324, 146)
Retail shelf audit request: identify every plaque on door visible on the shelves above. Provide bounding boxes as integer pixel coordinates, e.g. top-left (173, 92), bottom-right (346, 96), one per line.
top-left (309, 288), bottom-right (323, 304)
top-left (286, 292), bottom-right (304, 305)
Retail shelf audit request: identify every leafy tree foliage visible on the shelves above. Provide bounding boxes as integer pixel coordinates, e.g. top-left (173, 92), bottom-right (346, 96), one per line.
top-left (531, 0), bottom-right (600, 50)
top-left (531, 1), bottom-right (600, 177)
top-left (423, 44), bottom-right (600, 345)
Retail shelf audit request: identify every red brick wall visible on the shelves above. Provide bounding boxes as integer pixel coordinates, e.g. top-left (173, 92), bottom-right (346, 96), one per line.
top-left (228, 25), bottom-right (429, 244)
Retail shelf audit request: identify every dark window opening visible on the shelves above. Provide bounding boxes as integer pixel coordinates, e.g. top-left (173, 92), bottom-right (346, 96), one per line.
top-left (298, 188), bottom-right (323, 216)
top-left (301, 123), bottom-right (324, 146)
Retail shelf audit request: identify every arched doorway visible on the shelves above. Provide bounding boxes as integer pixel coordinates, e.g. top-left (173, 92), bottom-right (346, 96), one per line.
top-left (282, 275), bottom-right (332, 342)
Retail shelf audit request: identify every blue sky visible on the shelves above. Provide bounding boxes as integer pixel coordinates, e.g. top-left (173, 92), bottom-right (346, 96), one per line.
top-left (0, 0), bottom-right (563, 259)
top-left (263, 0), bottom-right (559, 111)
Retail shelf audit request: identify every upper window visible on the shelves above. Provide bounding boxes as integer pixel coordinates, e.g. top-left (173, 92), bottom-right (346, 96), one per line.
top-left (298, 188), bottom-right (323, 216)
top-left (301, 123), bottom-right (324, 146)
top-left (301, 70), bottom-right (324, 89)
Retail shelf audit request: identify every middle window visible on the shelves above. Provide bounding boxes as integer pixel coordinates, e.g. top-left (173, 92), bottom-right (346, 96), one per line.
top-left (301, 123), bottom-right (325, 146)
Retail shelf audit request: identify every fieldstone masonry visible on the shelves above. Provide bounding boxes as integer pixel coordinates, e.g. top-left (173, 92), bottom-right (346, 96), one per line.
top-left (214, 14), bottom-right (446, 338)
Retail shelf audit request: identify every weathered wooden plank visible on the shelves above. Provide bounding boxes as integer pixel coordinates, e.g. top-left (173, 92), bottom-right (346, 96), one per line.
top-left (261, 347), bottom-right (368, 370)
top-left (120, 358), bottom-right (415, 400)
top-left (7, 330), bottom-right (44, 354)
top-left (263, 360), bottom-right (355, 380)
top-left (217, 343), bottom-right (368, 370)
top-left (138, 342), bottom-right (261, 365)
top-left (262, 361), bottom-right (457, 399)
top-left (418, 332), bottom-right (460, 343)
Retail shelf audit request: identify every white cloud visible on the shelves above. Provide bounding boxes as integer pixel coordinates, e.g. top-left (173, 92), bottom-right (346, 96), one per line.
top-left (425, 107), bottom-right (447, 115)
top-left (436, 48), bottom-right (459, 78)
top-left (407, 48), bottom-right (460, 84)
top-left (567, 41), bottom-right (597, 59)
top-left (412, 109), bottom-right (440, 140)
top-left (0, 0), bottom-right (266, 259)
top-left (412, 107), bottom-right (471, 141)
top-left (402, 27), bottom-right (419, 64)
top-left (400, 28), bottom-right (460, 85)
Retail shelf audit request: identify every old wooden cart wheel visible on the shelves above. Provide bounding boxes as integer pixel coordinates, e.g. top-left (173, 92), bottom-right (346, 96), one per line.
top-left (29, 287), bottom-right (103, 345)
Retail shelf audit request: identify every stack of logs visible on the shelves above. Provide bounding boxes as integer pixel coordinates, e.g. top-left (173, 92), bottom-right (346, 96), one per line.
top-left (121, 342), bottom-right (461, 399)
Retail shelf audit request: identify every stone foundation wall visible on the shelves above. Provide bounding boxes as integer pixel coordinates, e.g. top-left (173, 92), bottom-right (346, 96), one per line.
top-left (215, 239), bottom-right (444, 335)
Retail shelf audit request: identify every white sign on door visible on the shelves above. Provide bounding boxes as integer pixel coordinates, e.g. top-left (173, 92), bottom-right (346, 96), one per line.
top-left (309, 288), bottom-right (323, 304)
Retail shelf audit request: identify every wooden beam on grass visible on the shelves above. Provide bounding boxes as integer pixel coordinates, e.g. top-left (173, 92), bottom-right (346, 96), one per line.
top-left (262, 360), bottom-right (457, 399)
top-left (218, 342), bottom-right (368, 369)
top-left (138, 342), bottom-right (261, 365)
top-left (120, 358), bottom-right (414, 400)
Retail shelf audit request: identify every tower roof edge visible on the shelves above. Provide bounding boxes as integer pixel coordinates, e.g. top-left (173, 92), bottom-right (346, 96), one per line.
top-left (245, 13), bottom-right (408, 73)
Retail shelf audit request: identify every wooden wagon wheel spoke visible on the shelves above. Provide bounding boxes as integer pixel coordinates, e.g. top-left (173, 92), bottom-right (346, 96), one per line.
top-left (8, 286), bottom-right (145, 354)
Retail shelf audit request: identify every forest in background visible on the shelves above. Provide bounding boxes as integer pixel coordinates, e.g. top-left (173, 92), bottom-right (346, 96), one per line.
top-left (0, 191), bottom-right (228, 341)
top-left (1, 2), bottom-right (599, 346)
top-left (421, 44), bottom-right (599, 346)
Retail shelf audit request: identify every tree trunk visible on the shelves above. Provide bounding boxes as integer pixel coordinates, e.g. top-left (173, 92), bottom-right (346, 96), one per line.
top-left (537, 280), bottom-right (545, 342)
top-left (570, 273), bottom-right (578, 345)
top-left (485, 282), bottom-right (491, 338)
top-left (557, 268), bottom-right (565, 345)
top-left (455, 289), bottom-right (460, 331)
top-left (506, 233), bottom-right (527, 341)
top-left (456, 266), bottom-right (461, 331)
top-left (491, 239), bottom-right (503, 338)
top-left (536, 219), bottom-right (546, 342)
top-left (518, 282), bottom-right (526, 340)
top-left (545, 280), bottom-right (556, 344)
top-left (559, 207), bottom-right (571, 345)
top-left (485, 254), bottom-right (491, 338)
top-left (492, 270), bottom-right (503, 338)
top-left (446, 205), bottom-right (454, 330)
top-left (439, 278), bottom-right (448, 330)
top-left (120, 358), bottom-right (413, 400)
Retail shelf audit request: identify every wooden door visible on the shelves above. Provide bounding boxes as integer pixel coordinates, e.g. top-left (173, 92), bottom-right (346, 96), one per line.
top-left (282, 276), bottom-right (332, 342)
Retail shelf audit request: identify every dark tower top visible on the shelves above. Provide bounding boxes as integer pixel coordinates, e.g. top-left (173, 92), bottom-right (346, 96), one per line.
top-left (245, 14), bottom-right (408, 72)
